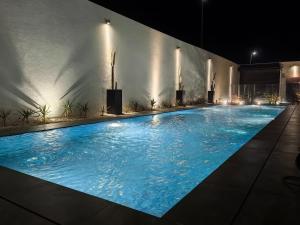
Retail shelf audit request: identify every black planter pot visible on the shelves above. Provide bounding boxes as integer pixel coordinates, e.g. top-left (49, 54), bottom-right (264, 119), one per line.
top-left (107, 89), bottom-right (122, 115)
top-left (208, 91), bottom-right (215, 104)
top-left (176, 90), bottom-right (185, 106)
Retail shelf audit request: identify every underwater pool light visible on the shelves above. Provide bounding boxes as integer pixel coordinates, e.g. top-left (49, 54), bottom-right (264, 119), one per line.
top-left (109, 122), bottom-right (122, 128)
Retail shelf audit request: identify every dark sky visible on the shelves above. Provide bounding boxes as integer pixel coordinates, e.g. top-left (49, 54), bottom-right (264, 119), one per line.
top-left (90, 0), bottom-right (300, 64)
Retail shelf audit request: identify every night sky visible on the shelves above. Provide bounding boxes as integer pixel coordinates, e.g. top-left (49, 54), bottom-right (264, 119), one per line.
top-left (90, 0), bottom-right (300, 64)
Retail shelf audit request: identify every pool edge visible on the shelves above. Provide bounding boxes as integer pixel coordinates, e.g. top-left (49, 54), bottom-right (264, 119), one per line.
top-left (0, 105), bottom-right (296, 225)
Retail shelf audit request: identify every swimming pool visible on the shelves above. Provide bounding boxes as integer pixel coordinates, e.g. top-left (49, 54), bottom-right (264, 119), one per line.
top-left (0, 105), bottom-right (284, 217)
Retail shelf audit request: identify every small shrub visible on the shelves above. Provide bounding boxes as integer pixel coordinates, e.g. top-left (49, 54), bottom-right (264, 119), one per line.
top-left (37, 105), bottom-right (50, 123)
top-left (139, 104), bottom-right (149, 111)
top-left (0, 110), bottom-right (11, 127)
top-left (133, 101), bottom-right (138, 112)
top-left (264, 93), bottom-right (279, 105)
top-left (194, 97), bottom-right (205, 105)
top-left (128, 100), bottom-right (150, 112)
top-left (186, 97), bottom-right (205, 105)
top-left (63, 100), bottom-right (73, 118)
top-left (129, 100), bottom-right (139, 112)
top-left (124, 105), bottom-right (131, 113)
top-left (78, 103), bottom-right (89, 118)
top-left (19, 108), bottom-right (35, 123)
top-left (161, 100), bottom-right (173, 108)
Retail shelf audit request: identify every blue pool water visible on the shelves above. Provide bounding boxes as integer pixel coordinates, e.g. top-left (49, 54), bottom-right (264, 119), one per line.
top-left (0, 105), bottom-right (284, 217)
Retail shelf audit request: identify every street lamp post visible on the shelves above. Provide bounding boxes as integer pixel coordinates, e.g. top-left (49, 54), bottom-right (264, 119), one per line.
top-left (250, 50), bottom-right (257, 64)
top-left (201, 0), bottom-right (207, 48)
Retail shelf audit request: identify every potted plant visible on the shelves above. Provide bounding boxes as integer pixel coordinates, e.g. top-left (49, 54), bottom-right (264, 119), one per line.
top-left (208, 72), bottom-right (216, 104)
top-left (176, 67), bottom-right (185, 106)
top-left (107, 50), bottom-right (122, 115)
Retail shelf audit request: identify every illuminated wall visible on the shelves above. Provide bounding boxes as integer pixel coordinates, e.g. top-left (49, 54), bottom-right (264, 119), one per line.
top-left (207, 56), bottom-right (239, 102)
top-left (0, 0), bottom-right (239, 116)
top-left (281, 61), bottom-right (300, 101)
top-left (282, 62), bottom-right (300, 79)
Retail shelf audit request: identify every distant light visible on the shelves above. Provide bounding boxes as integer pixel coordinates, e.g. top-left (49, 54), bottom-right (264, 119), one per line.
top-left (239, 101), bottom-right (245, 105)
top-left (276, 101), bottom-right (280, 105)
top-left (105, 19), bottom-right (111, 25)
top-left (256, 101), bottom-right (261, 106)
top-left (252, 50), bottom-right (257, 56)
top-left (108, 122), bottom-right (122, 128)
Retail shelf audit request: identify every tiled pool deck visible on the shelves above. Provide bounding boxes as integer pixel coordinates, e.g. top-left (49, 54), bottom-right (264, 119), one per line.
top-left (0, 105), bottom-right (299, 225)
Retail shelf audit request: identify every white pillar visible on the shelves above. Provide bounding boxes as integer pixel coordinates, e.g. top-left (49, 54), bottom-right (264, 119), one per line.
top-left (279, 70), bottom-right (286, 102)
top-left (229, 66), bottom-right (233, 102)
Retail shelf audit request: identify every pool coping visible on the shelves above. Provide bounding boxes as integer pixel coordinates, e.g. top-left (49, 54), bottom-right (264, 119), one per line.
top-left (0, 105), bottom-right (207, 138)
top-left (0, 105), bottom-right (296, 225)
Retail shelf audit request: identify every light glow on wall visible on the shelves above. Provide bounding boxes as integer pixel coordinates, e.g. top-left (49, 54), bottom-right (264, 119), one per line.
top-left (207, 59), bottom-right (212, 91)
top-left (102, 21), bottom-right (113, 87)
top-left (239, 100), bottom-right (245, 105)
top-left (229, 66), bottom-right (233, 102)
top-left (222, 99), bottom-right (228, 105)
top-left (42, 88), bottom-right (61, 115)
top-left (150, 33), bottom-right (163, 103)
top-left (175, 47), bottom-right (181, 90)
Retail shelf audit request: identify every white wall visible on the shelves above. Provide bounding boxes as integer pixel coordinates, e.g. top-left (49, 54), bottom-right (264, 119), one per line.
top-left (0, 0), bottom-right (239, 117)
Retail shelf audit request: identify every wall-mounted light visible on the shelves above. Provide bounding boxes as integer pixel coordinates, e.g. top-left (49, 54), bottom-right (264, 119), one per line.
top-left (176, 46), bottom-right (181, 50)
top-left (105, 19), bottom-right (111, 25)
